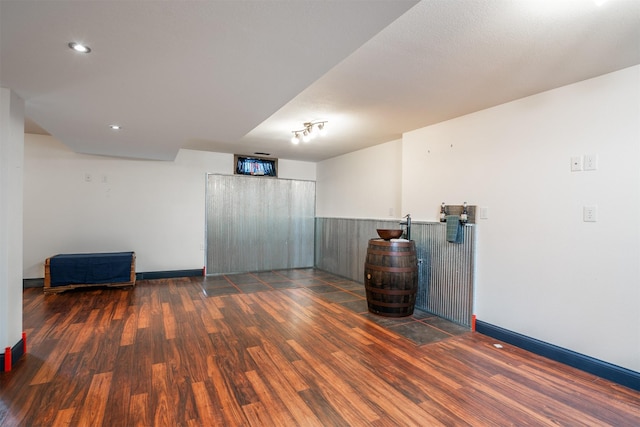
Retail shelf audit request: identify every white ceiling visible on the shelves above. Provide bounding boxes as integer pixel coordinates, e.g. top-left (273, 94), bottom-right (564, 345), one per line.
top-left (2, 0), bottom-right (639, 162)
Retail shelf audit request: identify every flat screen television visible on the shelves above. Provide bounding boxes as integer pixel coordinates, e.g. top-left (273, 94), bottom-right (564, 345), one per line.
top-left (234, 154), bottom-right (277, 177)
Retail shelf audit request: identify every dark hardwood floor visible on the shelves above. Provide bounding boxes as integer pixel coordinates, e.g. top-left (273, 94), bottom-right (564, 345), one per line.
top-left (1, 268), bottom-right (639, 426)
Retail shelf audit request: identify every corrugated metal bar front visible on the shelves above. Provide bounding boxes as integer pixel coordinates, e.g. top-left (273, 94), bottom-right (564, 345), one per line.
top-left (412, 223), bottom-right (475, 327)
top-left (206, 174), bottom-right (315, 274)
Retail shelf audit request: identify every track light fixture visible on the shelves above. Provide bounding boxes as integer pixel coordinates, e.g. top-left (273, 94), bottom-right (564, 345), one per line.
top-left (291, 121), bottom-right (327, 145)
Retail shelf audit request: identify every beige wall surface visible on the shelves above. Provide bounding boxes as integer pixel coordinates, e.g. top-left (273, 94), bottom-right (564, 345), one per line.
top-left (316, 139), bottom-right (402, 219)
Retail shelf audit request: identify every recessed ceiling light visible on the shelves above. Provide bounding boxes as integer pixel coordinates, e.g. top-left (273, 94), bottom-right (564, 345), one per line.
top-left (68, 42), bottom-right (91, 53)
top-left (109, 124), bottom-right (121, 130)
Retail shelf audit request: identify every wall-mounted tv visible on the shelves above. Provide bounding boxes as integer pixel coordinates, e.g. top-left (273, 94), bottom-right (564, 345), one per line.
top-left (234, 154), bottom-right (277, 177)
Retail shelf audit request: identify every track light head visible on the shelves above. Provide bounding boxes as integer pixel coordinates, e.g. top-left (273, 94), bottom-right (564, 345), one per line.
top-left (318, 122), bottom-right (327, 136)
top-left (308, 123), bottom-right (317, 139)
top-left (290, 120), bottom-right (328, 144)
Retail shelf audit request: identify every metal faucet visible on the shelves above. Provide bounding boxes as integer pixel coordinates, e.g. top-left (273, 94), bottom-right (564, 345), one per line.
top-left (400, 214), bottom-right (411, 240)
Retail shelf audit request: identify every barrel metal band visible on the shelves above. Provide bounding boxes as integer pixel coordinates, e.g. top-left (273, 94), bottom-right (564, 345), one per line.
top-left (366, 249), bottom-right (415, 257)
top-left (368, 301), bottom-right (413, 308)
top-left (365, 286), bottom-right (415, 295)
top-left (365, 263), bottom-right (416, 273)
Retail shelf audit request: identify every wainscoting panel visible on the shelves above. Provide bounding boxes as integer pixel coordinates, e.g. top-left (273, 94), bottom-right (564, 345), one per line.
top-left (315, 218), bottom-right (475, 327)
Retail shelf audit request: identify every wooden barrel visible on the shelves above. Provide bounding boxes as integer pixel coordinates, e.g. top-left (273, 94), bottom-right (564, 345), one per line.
top-left (364, 239), bottom-right (418, 317)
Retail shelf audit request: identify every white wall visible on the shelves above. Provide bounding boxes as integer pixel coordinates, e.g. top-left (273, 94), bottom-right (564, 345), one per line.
top-left (1, 88), bottom-right (24, 351)
top-left (401, 66), bottom-right (639, 372)
top-left (316, 139), bottom-right (402, 219)
top-left (23, 135), bottom-right (315, 278)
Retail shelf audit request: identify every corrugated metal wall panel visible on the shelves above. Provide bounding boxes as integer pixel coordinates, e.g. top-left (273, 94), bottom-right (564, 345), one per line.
top-left (315, 218), bottom-right (399, 282)
top-left (206, 175), bottom-right (315, 274)
top-left (315, 218), bottom-right (475, 327)
top-left (412, 223), bottom-right (475, 327)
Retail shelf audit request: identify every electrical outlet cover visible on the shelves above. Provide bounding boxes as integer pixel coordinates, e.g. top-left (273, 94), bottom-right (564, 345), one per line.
top-left (584, 154), bottom-right (598, 171)
top-left (583, 206), bottom-right (597, 222)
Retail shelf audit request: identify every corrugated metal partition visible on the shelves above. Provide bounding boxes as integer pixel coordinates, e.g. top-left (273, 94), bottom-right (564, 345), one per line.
top-left (206, 175), bottom-right (315, 274)
top-left (315, 218), bottom-right (475, 327)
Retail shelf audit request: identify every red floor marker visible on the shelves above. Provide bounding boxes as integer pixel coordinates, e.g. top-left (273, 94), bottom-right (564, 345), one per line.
top-left (23, 332), bottom-right (27, 354)
top-left (4, 347), bottom-right (11, 371)
top-left (471, 314), bottom-right (477, 332)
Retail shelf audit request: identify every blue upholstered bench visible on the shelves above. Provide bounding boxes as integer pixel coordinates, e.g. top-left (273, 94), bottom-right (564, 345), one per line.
top-left (44, 252), bottom-right (136, 294)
